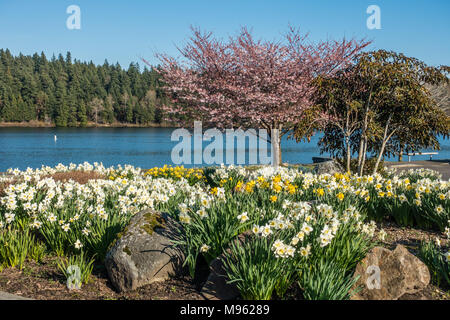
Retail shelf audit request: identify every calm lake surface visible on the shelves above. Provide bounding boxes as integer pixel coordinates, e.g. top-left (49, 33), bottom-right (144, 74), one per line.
top-left (0, 127), bottom-right (449, 171)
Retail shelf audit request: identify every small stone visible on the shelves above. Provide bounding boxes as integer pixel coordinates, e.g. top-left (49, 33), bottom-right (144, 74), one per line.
top-left (314, 160), bottom-right (345, 175)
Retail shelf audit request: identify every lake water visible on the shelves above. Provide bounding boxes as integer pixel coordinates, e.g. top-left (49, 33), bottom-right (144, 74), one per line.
top-left (0, 127), bottom-right (449, 171)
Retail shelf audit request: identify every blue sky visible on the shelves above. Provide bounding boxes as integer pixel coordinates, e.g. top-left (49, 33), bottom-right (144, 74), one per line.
top-left (0, 0), bottom-right (448, 69)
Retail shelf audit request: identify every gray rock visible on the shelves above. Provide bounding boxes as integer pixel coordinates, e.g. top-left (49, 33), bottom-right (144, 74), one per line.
top-left (350, 245), bottom-right (430, 300)
top-left (314, 160), bottom-right (345, 175)
top-left (105, 209), bottom-right (184, 292)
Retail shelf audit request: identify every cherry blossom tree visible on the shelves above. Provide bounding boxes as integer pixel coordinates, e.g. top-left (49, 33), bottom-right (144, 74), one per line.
top-left (150, 27), bottom-right (370, 165)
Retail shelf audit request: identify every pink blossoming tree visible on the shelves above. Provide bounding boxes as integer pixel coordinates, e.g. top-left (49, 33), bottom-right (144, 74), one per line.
top-left (152, 27), bottom-right (370, 165)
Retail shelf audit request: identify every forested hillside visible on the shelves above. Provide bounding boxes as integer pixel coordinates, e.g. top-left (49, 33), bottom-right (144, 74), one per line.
top-left (1, 49), bottom-right (448, 128)
top-left (0, 49), bottom-right (168, 126)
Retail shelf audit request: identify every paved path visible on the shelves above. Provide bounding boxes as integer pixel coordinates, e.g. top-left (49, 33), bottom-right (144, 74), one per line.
top-left (385, 160), bottom-right (450, 180)
top-left (0, 291), bottom-right (32, 300)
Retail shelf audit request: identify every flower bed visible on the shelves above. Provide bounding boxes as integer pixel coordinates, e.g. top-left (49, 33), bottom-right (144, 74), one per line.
top-left (0, 163), bottom-right (449, 299)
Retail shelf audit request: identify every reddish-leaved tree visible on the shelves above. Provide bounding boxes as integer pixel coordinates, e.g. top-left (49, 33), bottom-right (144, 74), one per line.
top-left (150, 27), bottom-right (370, 165)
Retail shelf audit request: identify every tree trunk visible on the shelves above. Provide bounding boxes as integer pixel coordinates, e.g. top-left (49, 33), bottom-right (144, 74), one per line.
top-left (372, 116), bottom-right (393, 175)
top-left (357, 136), bottom-right (364, 171)
top-left (357, 90), bottom-right (372, 175)
top-left (357, 126), bottom-right (368, 176)
top-left (271, 127), bottom-right (281, 167)
top-left (398, 146), bottom-right (404, 162)
top-left (373, 140), bottom-right (387, 175)
top-left (345, 134), bottom-right (351, 173)
top-left (359, 138), bottom-right (367, 176)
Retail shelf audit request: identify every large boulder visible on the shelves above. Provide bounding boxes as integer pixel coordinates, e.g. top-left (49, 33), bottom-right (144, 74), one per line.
top-left (351, 245), bottom-right (430, 300)
top-left (105, 209), bottom-right (184, 292)
top-left (314, 160), bottom-right (345, 175)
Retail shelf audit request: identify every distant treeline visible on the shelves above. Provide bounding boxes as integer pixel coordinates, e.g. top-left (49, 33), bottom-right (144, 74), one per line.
top-left (0, 49), bottom-right (169, 126)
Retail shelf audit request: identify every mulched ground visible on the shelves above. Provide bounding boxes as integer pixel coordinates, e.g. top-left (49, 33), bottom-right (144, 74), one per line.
top-left (0, 256), bottom-right (204, 300)
top-left (379, 220), bottom-right (448, 251)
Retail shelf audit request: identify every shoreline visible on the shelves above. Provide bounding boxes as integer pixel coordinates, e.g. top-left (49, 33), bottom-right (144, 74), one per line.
top-left (0, 121), bottom-right (179, 128)
top-left (1, 160), bottom-right (448, 174)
